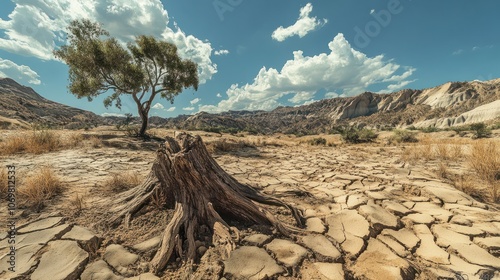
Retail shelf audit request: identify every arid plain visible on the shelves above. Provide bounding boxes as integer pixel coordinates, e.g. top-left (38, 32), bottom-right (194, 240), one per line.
top-left (0, 127), bottom-right (499, 280)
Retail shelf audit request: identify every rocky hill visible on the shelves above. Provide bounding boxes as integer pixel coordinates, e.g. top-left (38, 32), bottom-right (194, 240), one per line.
top-left (0, 78), bottom-right (101, 128)
top-left (164, 79), bottom-right (500, 134)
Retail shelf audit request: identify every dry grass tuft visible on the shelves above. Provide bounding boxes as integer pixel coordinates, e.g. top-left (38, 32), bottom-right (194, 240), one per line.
top-left (0, 130), bottom-right (62, 155)
top-left (206, 139), bottom-right (256, 153)
top-left (69, 193), bottom-right (86, 213)
top-left (87, 136), bottom-right (103, 148)
top-left (19, 167), bottom-right (63, 209)
top-left (453, 174), bottom-right (487, 199)
top-left (0, 168), bottom-right (7, 195)
top-left (67, 133), bottom-right (85, 147)
top-left (436, 161), bottom-right (450, 179)
top-left (105, 171), bottom-right (141, 193)
top-left (468, 140), bottom-right (500, 202)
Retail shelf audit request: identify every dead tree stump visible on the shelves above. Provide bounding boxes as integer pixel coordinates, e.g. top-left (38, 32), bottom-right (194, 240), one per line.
top-left (108, 133), bottom-right (303, 273)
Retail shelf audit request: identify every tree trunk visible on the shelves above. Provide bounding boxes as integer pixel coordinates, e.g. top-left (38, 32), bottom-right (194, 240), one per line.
top-left (138, 109), bottom-right (148, 137)
top-left (108, 133), bottom-right (303, 273)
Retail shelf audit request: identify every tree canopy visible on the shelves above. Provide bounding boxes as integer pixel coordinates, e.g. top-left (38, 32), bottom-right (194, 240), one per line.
top-left (54, 19), bottom-right (199, 136)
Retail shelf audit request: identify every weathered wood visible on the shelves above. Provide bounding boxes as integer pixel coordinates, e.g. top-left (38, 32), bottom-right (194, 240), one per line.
top-left (108, 133), bottom-right (303, 273)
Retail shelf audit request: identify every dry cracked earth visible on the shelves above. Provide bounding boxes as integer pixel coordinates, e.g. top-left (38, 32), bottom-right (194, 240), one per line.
top-left (0, 131), bottom-right (499, 280)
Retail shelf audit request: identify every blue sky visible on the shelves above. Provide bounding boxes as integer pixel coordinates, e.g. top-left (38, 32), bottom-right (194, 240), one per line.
top-left (0, 0), bottom-right (499, 117)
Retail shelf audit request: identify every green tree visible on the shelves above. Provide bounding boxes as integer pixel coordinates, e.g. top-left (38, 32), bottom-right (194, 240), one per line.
top-left (54, 19), bottom-right (199, 137)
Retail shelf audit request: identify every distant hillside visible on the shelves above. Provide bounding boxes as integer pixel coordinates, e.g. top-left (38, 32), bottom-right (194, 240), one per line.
top-left (162, 79), bottom-right (500, 134)
top-left (0, 78), bottom-right (102, 128)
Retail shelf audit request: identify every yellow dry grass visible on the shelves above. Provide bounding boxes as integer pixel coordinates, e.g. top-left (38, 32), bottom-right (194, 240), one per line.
top-left (18, 166), bottom-right (63, 209)
top-left (0, 130), bottom-right (62, 155)
top-left (104, 171), bottom-right (142, 193)
top-left (468, 140), bottom-right (500, 202)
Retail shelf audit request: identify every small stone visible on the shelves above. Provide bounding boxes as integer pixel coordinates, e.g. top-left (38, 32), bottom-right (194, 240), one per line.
top-left (197, 246), bottom-right (207, 256)
top-left (132, 236), bottom-right (161, 252)
top-left (266, 239), bottom-right (308, 267)
top-left (242, 234), bottom-right (272, 247)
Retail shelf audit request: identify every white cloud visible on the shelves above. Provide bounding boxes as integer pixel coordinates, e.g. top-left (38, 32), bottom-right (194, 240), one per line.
top-left (452, 49), bottom-right (464, 55)
top-left (0, 0), bottom-right (216, 83)
top-left (200, 33), bottom-right (415, 113)
top-left (183, 107), bottom-right (195, 111)
top-left (0, 58), bottom-right (41, 85)
top-left (216, 93), bottom-right (222, 98)
top-left (166, 107), bottom-right (175, 112)
top-left (325, 92), bottom-right (339, 98)
top-left (190, 98), bottom-right (201, 105)
top-left (370, 9), bottom-right (375, 14)
top-left (272, 3), bottom-right (327, 42)
top-left (152, 103), bottom-right (165, 110)
top-left (101, 112), bottom-right (126, 117)
top-left (214, 49), bottom-right (229, 56)
top-left (472, 46), bottom-right (479, 51)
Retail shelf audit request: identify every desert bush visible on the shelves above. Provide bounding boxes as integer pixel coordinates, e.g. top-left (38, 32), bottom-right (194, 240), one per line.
top-left (453, 174), bottom-right (487, 201)
top-left (389, 130), bottom-right (418, 144)
top-left (105, 171), bottom-right (142, 193)
top-left (206, 139), bottom-right (256, 153)
top-left (0, 130), bottom-right (62, 155)
top-left (308, 137), bottom-right (327, 146)
top-left (470, 122), bottom-right (492, 139)
top-left (19, 167), bottom-right (63, 210)
top-left (67, 133), bottom-right (85, 147)
top-left (87, 136), bottom-right (103, 148)
top-left (419, 126), bottom-right (440, 133)
top-left (468, 140), bottom-right (500, 202)
top-left (341, 127), bottom-right (378, 144)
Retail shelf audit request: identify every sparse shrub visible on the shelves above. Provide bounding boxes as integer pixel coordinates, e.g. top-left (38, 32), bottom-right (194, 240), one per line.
top-left (470, 122), bottom-right (492, 139)
top-left (436, 144), bottom-right (450, 160)
top-left (420, 126), bottom-right (440, 133)
top-left (70, 193), bottom-right (86, 213)
top-left (436, 161), bottom-right (449, 179)
top-left (105, 171), bottom-right (141, 193)
top-left (341, 127), bottom-right (378, 144)
top-left (87, 136), bottom-right (103, 148)
top-left (388, 130), bottom-right (418, 144)
top-left (67, 133), bottom-right (85, 147)
top-left (468, 140), bottom-right (500, 202)
top-left (19, 167), bottom-right (63, 210)
top-left (308, 137), bottom-right (327, 146)
top-left (206, 139), bottom-right (256, 153)
top-left (453, 175), bottom-right (486, 200)
top-left (27, 130), bottom-right (61, 154)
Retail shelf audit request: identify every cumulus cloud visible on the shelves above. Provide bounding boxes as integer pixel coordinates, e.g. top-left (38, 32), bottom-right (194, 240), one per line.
top-left (166, 107), bottom-right (176, 112)
top-left (200, 33), bottom-right (415, 113)
top-left (216, 93), bottom-right (222, 98)
top-left (272, 3), bottom-right (327, 42)
top-left (0, 0), bottom-right (216, 83)
top-left (101, 112), bottom-right (126, 117)
top-left (214, 49), bottom-right (229, 56)
top-left (0, 58), bottom-right (40, 85)
top-left (152, 103), bottom-right (165, 110)
top-left (190, 98), bottom-right (201, 105)
top-left (183, 107), bottom-right (195, 111)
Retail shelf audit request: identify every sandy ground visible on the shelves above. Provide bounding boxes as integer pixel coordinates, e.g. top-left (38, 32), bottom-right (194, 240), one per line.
top-left (0, 128), bottom-right (499, 280)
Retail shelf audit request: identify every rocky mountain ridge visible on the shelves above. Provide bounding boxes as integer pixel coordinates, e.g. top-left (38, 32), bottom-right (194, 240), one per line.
top-left (0, 78), bottom-right (101, 128)
top-left (163, 79), bottom-right (500, 134)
